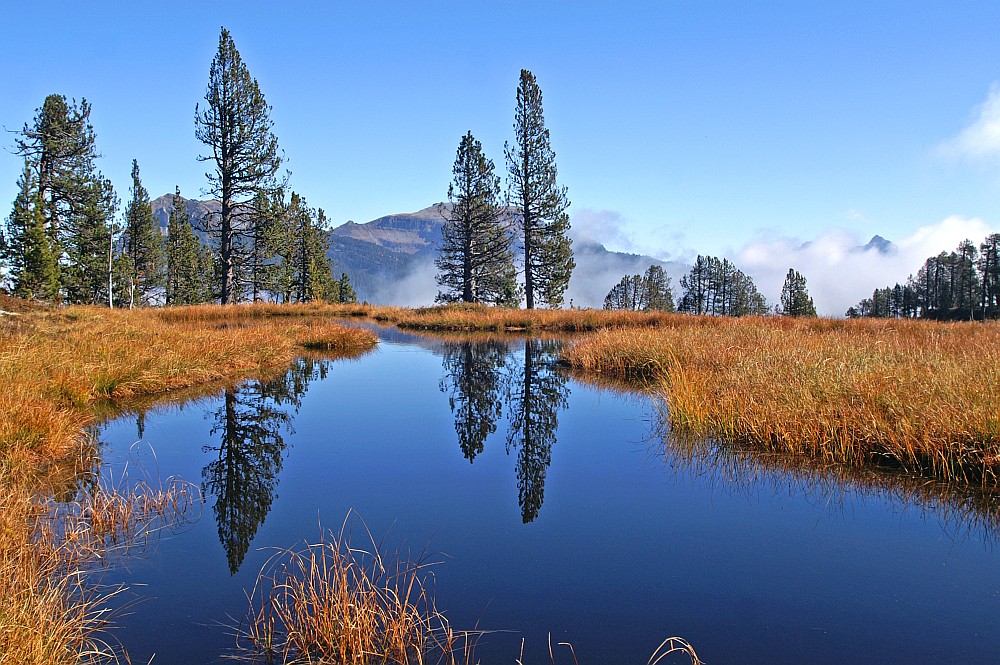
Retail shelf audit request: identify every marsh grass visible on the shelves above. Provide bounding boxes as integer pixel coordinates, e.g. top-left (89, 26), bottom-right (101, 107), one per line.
top-left (1, 445), bottom-right (201, 665)
top-left (0, 302), bottom-right (377, 664)
top-left (370, 303), bottom-right (685, 332)
top-left (240, 514), bottom-right (478, 665)
top-left (564, 316), bottom-right (1000, 486)
top-left (0, 304), bottom-right (377, 465)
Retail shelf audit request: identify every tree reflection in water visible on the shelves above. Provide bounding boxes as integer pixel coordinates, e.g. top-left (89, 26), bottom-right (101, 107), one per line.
top-left (202, 358), bottom-right (329, 574)
top-left (507, 339), bottom-right (570, 523)
top-left (440, 337), bottom-right (570, 523)
top-left (439, 340), bottom-right (510, 462)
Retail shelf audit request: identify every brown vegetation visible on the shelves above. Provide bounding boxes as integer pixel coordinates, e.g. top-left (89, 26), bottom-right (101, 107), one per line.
top-left (0, 302), bottom-right (377, 664)
top-left (240, 514), bottom-right (476, 665)
top-left (563, 316), bottom-right (1000, 486)
top-left (371, 302), bottom-right (684, 332)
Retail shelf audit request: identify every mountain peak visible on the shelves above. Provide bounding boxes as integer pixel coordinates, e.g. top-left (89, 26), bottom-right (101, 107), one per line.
top-left (863, 235), bottom-right (895, 254)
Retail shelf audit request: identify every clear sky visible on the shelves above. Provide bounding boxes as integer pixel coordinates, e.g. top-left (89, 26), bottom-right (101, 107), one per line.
top-left (4, 1), bottom-right (1000, 313)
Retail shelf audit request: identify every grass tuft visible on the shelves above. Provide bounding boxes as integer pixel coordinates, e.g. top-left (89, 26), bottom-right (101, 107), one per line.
top-left (240, 513), bottom-right (477, 665)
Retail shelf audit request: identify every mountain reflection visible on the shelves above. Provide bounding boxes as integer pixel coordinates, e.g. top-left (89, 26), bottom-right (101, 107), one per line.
top-left (439, 338), bottom-right (570, 523)
top-left (202, 358), bottom-right (329, 573)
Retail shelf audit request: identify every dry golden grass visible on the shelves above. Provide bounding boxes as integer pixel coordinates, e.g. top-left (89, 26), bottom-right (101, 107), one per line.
top-left (0, 446), bottom-right (201, 665)
top-left (0, 302), bottom-right (377, 664)
top-left (370, 302), bottom-right (685, 332)
top-left (241, 514), bottom-right (476, 665)
top-left (0, 304), bottom-right (377, 465)
top-left (564, 316), bottom-right (1000, 485)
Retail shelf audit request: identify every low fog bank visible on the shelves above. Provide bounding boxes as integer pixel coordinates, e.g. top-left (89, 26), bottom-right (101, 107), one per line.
top-left (735, 215), bottom-right (997, 316)
top-left (355, 214), bottom-right (997, 316)
top-left (366, 257), bottom-right (438, 306)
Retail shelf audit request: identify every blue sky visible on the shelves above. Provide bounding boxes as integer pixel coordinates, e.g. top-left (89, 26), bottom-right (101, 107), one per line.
top-left (4, 1), bottom-right (1000, 312)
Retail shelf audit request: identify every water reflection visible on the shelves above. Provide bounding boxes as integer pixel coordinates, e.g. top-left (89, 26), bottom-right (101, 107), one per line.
top-left (202, 358), bottom-right (329, 573)
top-left (439, 338), bottom-right (570, 523)
top-left (439, 340), bottom-right (510, 462)
top-left (507, 339), bottom-right (570, 523)
top-left (653, 421), bottom-right (1000, 545)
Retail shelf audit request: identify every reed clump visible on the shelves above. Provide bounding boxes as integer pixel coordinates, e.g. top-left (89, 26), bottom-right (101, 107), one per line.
top-left (241, 516), bottom-right (475, 665)
top-left (563, 316), bottom-right (1000, 485)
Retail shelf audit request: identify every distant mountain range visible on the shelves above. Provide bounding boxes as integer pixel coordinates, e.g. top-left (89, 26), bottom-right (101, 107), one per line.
top-left (150, 195), bottom-right (688, 307)
top-left (148, 193), bottom-right (891, 307)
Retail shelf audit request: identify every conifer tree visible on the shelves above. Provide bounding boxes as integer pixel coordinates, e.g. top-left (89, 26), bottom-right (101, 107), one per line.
top-left (4, 160), bottom-right (60, 300)
top-left (436, 131), bottom-right (518, 306)
top-left (12, 94), bottom-right (116, 303)
top-left (122, 160), bottom-right (164, 307)
top-left (196, 27), bottom-right (284, 304)
top-left (166, 187), bottom-right (208, 305)
top-left (505, 70), bottom-right (574, 309)
top-left (779, 268), bottom-right (817, 317)
top-left (335, 272), bottom-right (357, 303)
top-left (604, 265), bottom-right (674, 311)
top-left (247, 188), bottom-right (285, 302)
top-left (61, 176), bottom-right (117, 305)
top-left (678, 256), bottom-right (767, 316)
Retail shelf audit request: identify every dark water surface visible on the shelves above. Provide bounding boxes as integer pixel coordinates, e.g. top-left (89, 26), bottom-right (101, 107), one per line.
top-left (94, 327), bottom-right (1000, 664)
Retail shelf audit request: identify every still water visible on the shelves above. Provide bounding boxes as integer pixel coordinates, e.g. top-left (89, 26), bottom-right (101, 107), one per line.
top-left (95, 326), bottom-right (1000, 664)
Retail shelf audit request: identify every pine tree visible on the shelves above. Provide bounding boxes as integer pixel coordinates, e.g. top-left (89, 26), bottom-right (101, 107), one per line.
top-left (335, 272), bottom-right (357, 303)
top-left (979, 233), bottom-right (1000, 316)
top-left (196, 27), bottom-right (284, 304)
top-left (122, 160), bottom-right (164, 307)
top-left (779, 268), bottom-right (817, 317)
top-left (505, 70), bottom-right (574, 309)
top-left (302, 207), bottom-right (337, 302)
top-left (247, 188), bottom-right (285, 302)
top-left (4, 160), bottom-right (60, 300)
top-left (436, 131), bottom-right (518, 306)
top-left (640, 265), bottom-right (674, 311)
top-left (13, 94), bottom-right (116, 303)
top-left (61, 176), bottom-right (117, 305)
top-left (678, 256), bottom-right (767, 316)
top-left (166, 187), bottom-right (208, 305)
top-left (603, 274), bottom-right (643, 310)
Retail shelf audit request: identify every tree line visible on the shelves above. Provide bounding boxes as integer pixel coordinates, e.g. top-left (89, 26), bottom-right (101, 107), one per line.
top-left (1, 28), bottom-right (356, 307)
top-left (603, 259), bottom-right (816, 317)
top-left (847, 234), bottom-right (1000, 320)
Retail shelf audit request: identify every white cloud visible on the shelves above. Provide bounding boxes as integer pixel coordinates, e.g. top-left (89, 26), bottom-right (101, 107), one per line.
top-left (570, 208), bottom-right (636, 250)
top-left (938, 83), bottom-right (1000, 161)
top-left (734, 216), bottom-right (995, 316)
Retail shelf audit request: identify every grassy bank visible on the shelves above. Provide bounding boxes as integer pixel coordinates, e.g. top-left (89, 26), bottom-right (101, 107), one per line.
top-left (0, 302), bottom-right (377, 664)
top-left (370, 302), bottom-right (683, 332)
top-left (563, 316), bottom-right (1000, 486)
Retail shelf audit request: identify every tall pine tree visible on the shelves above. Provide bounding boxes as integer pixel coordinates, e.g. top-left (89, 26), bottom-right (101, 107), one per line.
top-left (196, 27), bottom-right (284, 304)
top-left (505, 70), bottom-right (574, 309)
top-left (436, 131), bottom-right (518, 306)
